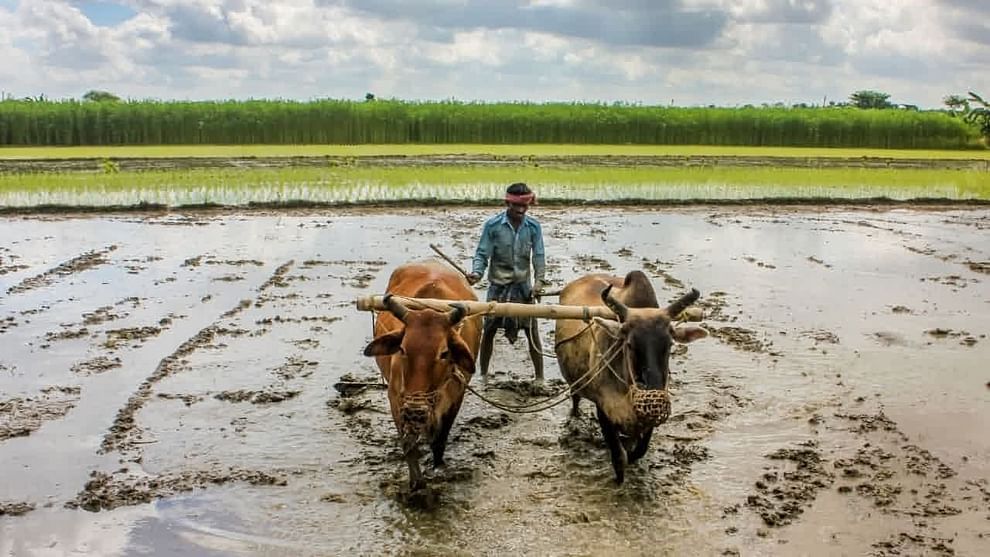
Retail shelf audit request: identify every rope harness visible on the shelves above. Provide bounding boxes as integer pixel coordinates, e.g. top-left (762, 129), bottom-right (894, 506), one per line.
top-left (367, 297), bottom-right (685, 422)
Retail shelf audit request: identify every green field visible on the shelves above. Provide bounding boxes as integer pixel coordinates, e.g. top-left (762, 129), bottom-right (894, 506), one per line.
top-left (1, 144), bottom-right (989, 160)
top-left (0, 99), bottom-right (979, 149)
top-left (1, 164), bottom-right (986, 208)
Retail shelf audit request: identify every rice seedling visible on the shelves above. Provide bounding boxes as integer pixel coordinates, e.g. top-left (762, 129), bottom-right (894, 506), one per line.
top-left (0, 165), bottom-right (985, 208)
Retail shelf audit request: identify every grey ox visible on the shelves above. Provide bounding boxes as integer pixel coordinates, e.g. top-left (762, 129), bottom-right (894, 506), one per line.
top-left (554, 270), bottom-right (708, 484)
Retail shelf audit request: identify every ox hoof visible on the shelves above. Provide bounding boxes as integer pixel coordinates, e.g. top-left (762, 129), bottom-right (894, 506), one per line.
top-left (406, 485), bottom-right (440, 509)
top-left (409, 477), bottom-right (426, 492)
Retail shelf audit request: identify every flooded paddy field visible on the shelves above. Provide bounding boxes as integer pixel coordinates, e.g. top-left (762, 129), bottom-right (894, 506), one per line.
top-left (0, 206), bottom-right (988, 556)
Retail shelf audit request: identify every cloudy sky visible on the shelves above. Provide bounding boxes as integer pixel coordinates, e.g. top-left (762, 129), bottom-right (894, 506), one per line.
top-left (0, 0), bottom-right (986, 108)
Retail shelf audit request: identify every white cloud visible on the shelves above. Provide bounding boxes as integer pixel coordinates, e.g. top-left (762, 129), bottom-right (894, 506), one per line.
top-left (0, 0), bottom-right (986, 107)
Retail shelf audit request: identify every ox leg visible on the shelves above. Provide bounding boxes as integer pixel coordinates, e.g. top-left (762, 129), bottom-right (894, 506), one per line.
top-left (479, 325), bottom-right (497, 377)
top-left (431, 399), bottom-right (463, 468)
top-left (524, 320), bottom-right (544, 381)
top-left (401, 434), bottom-right (425, 491)
top-left (570, 394), bottom-right (582, 418)
top-left (595, 405), bottom-right (627, 485)
top-left (627, 427), bottom-right (655, 464)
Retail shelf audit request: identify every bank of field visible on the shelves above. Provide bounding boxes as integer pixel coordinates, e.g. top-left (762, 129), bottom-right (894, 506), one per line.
top-left (2, 144), bottom-right (990, 160)
top-left (1, 165), bottom-right (987, 208)
top-left (0, 99), bottom-right (981, 149)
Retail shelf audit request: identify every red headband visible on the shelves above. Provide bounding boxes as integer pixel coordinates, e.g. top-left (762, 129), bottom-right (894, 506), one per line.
top-left (505, 192), bottom-right (536, 205)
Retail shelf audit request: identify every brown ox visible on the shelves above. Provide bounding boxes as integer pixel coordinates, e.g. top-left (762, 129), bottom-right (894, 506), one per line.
top-left (555, 270), bottom-right (707, 484)
top-left (362, 259), bottom-right (482, 490)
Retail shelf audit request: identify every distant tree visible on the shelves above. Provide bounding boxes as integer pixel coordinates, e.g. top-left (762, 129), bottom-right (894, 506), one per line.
top-left (943, 94), bottom-right (970, 115)
top-left (963, 91), bottom-right (990, 141)
top-left (849, 90), bottom-right (892, 109)
top-left (82, 90), bottom-right (121, 102)
top-left (365, 92), bottom-right (375, 102)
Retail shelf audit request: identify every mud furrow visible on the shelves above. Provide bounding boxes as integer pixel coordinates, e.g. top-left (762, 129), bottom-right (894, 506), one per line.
top-left (99, 260), bottom-right (295, 456)
top-left (0, 386), bottom-right (81, 443)
top-left (6, 245), bottom-right (118, 295)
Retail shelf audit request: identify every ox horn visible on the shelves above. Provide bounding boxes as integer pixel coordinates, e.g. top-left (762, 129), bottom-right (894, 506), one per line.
top-left (447, 303), bottom-right (467, 325)
top-left (666, 288), bottom-right (700, 319)
top-left (601, 284), bottom-right (629, 322)
top-left (383, 293), bottom-right (409, 323)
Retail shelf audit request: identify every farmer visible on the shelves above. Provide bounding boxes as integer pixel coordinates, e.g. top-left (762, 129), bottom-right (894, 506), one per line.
top-left (466, 182), bottom-right (548, 381)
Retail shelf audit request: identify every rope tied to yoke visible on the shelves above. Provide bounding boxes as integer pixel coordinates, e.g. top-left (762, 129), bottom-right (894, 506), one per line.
top-left (460, 335), bottom-right (625, 414)
top-left (365, 295), bottom-right (676, 419)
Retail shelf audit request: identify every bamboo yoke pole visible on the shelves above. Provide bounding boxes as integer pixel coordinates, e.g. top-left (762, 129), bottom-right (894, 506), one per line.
top-left (354, 295), bottom-right (618, 321)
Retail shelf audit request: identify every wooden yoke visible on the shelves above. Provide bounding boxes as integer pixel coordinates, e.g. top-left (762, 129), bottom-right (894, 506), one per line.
top-left (355, 295), bottom-right (619, 321)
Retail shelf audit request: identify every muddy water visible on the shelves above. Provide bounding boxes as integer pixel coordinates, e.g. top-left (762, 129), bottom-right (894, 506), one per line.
top-left (0, 207), bottom-right (987, 556)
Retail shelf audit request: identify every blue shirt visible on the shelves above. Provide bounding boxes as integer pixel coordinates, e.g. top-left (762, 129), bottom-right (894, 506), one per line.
top-left (472, 212), bottom-right (546, 286)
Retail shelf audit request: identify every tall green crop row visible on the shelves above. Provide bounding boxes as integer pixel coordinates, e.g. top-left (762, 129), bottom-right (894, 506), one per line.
top-left (0, 99), bottom-right (978, 148)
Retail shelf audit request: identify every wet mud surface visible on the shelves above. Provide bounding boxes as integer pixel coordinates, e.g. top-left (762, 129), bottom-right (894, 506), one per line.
top-left (0, 206), bottom-right (988, 556)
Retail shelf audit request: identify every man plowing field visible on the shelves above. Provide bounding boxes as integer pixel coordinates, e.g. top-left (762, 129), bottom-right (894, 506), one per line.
top-left (466, 182), bottom-right (550, 381)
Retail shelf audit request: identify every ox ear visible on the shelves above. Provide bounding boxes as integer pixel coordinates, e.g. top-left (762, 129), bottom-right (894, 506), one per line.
top-left (672, 325), bottom-right (708, 344)
top-left (363, 330), bottom-right (404, 357)
top-left (447, 333), bottom-right (476, 374)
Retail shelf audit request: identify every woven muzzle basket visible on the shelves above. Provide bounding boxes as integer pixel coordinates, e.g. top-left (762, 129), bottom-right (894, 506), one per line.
top-left (400, 391), bottom-right (437, 436)
top-left (629, 385), bottom-right (671, 428)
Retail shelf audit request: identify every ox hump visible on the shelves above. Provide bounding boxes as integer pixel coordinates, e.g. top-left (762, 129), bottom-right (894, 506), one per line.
top-left (618, 271), bottom-right (659, 308)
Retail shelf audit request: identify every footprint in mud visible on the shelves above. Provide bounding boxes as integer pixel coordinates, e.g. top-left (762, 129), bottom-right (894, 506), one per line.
top-left (799, 329), bottom-right (840, 345)
top-left (65, 468), bottom-right (288, 512)
top-left (964, 260), bottom-right (990, 274)
top-left (462, 413), bottom-right (511, 430)
top-left (707, 326), bottom-right (774, 354)
top-left (744, 441), bottom-right (834, 528)
top-left (484, 378), bottom-right (566, 399)
top-left (71, 356), bottom-right (122, 376)
top-left (214, 389), bottom-right (301, 404)
top-left (102, 325), bottom-right (165, 350)
top-left (0, 253), bottom-right (30, 276)
top-left (0, 501), bottom-right (35, 517)
top-left (741, 256), bottom-right (777, 269)
top-left (872, 532), bottom-right (956, 557)
top-left (82, 302), bottom-right (134, 326)
top-left (6, 245), bottom-right (118, 295)
top-left (694, 290), bottom-right (736, 323)
top-left (729, 402), bottom-right (984, 553)
top-left (806, 255), bottom-right (832, 268)
top-left (641, 259), bottom-right (685, 289)
top-left (869, 331), bottom-right (913, 347)
top-left (924, 327), bottom-right (983, 347)
top-left (0, 315), bottom-right (18, 334)
top-left (1, 386), bottom-right (81, 442)
top-left (921, 274), bottom-right (977, 289)
top-left (44, 326), bottom-right (91, 344)
top-left (573, 254), bottom-right (613, 272)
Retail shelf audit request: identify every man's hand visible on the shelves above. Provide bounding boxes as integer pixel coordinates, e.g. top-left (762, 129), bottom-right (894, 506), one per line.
top-left (466, 272), bottom-right (481, 285)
